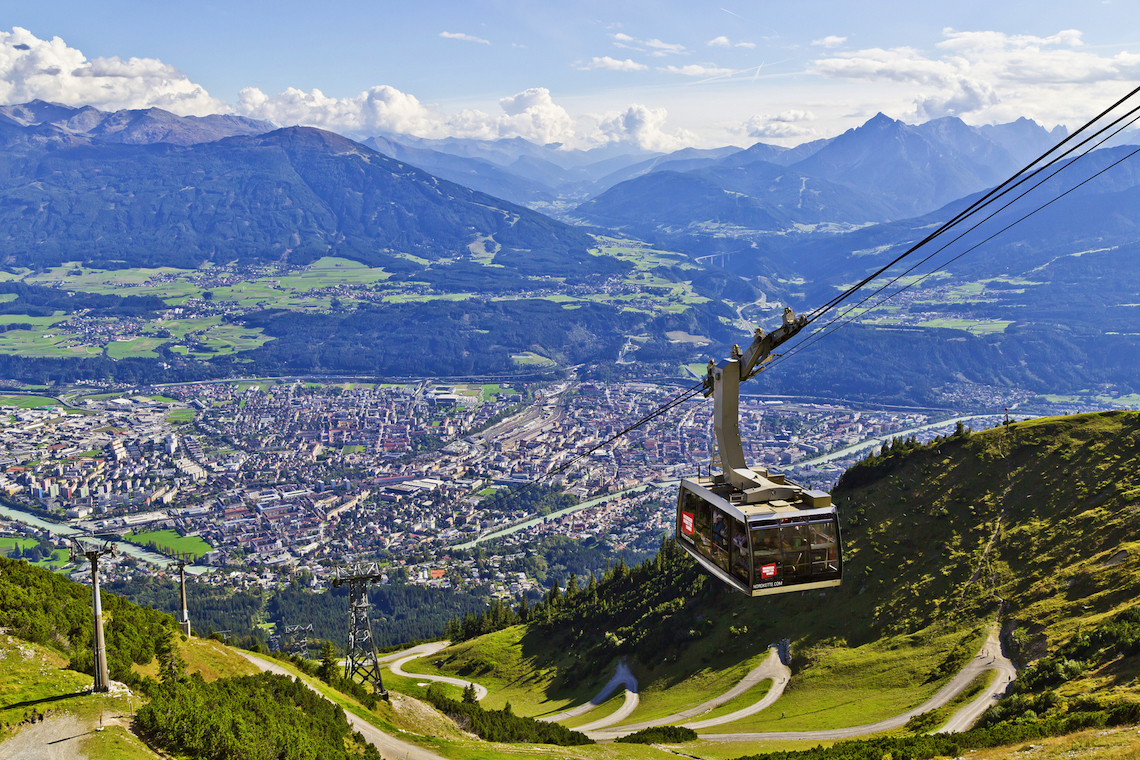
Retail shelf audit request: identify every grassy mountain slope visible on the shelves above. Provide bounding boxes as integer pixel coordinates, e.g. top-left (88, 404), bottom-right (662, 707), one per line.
top-left (409, 412), bottom-right (1140, 737)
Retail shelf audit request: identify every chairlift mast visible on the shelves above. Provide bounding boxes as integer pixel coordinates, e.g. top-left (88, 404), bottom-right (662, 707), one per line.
top-left (69, 535), bottom-right (117, 692)
top-left (170, 552), bottom-right (194, 637)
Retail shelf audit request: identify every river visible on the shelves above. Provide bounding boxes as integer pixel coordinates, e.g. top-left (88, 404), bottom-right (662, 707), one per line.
top-left (453, 483), bottom-right (664, 549)
top-left (797, 414), bottom-right (996, 468)
top-left (0, 502), bottom-right (210, 574)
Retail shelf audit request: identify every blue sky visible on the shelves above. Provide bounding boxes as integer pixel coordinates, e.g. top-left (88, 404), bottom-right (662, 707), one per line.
top-left (5, 1), bottom-right (1140, 149)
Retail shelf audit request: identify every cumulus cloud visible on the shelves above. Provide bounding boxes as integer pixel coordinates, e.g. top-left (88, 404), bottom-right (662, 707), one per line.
top-left (0, 27), bottom-right (226, 115)
top-left (658, 64), bottom-right (735, 77)
top-left (736, 41), bottom-right (756, 49)
top-left (585, 103), bottom-right (699, 151)
top-left (708, 36), bottom-right (730, 47)
top-left (0, 27), bottom-right (694, 151)
top-left (812, 35), bottom-right (848, 48)
top-left (739, 110), bottom-right (817, 138)
top-left (813, 28), bottom-right (1140, 121)
top-left (238, 84), bottom-right (577, 145)
top-left (584, 56), bottom-right (647, 71)
top-left (439, 31), bottom-right (490, 44)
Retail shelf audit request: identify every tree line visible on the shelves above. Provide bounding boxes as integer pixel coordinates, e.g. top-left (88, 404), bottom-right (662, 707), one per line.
top-left (423, 683), bottom-right (592, 745)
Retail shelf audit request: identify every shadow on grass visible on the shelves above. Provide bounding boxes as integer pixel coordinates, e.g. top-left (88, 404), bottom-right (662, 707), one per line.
top-left (1, 690), bottom-right (88, 712)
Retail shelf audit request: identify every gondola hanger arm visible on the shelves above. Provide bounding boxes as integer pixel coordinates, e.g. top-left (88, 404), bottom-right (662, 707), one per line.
top-left (703, 307), bottom-right (809, 396)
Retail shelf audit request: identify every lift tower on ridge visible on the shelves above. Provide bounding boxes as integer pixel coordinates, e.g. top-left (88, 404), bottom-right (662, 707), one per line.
top-left (69, 534), bottom-right (116, 692)
top-left (170, 552), bottom-right (194, 637)
top-left (332, 563), bottom-right (388, 699)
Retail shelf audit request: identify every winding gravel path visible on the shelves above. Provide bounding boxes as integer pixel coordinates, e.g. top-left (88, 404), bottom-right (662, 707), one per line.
top-left (588, 646), bottom-right (789, 740)
top-left (936, 635), bottom-right (1017, 733)
top-left (240, 651), bottom-right (449, 760)
top-left (388, 642), bottom-right (488, 701)
top-left (700, 632), bottom-right (1015, 742)
top-left (539, 660), bottom-right (638, 724)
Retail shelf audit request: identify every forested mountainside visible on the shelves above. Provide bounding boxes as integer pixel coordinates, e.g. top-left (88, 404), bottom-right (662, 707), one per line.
top-left (420, 413), bottom-right (1140, 732)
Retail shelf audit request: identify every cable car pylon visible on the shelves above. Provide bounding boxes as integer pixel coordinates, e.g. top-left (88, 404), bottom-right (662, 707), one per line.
top-left (169, 552), bottom-right (194, 637)
top-left (332, 564), bottom-right (389, 700)
top-left (676, 308), bottom-right (843, 596)
top-left (68, 534), bottom-right (117, 692)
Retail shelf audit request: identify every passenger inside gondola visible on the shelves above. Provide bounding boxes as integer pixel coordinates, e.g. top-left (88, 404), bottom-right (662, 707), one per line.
top-left (711, 511), bottom-right (730, 571)
top-left (694, 498), bottom-right (713, 558)
top-left (730, 518), bottom-right (749, 584)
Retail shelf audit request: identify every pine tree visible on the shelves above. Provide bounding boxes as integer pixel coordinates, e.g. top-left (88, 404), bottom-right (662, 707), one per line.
top-left (155, 626), bottom-right (186, 684)
top-left (462, 682), bottom-right (478, 704)
top-left (318, 640), bottom-right (337, 683)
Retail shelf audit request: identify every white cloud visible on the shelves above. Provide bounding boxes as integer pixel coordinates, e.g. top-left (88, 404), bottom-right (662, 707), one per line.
top-left (812, 35), bottom-right (848, 48)
top-left (439, 31), bottom-right (490, 45)
top-left (585, 104), bottom-right (699, 151)
top-left (238, 84), bottom-right (577, 145)
top-left (708, 36), bottom-right (730, 47)
top-left (812, 28), bottom-right (1140, 122)
top-left (0, 27), bottom-right (226, 115)
top-left (658, 64), bottom-right (735, 77)
top-left (585, 56), bottom-right (647, 72)
top-left (739, 110), bottom-right (816, 138)
top-left (645, 38), bottom-right (687, 53)
top-left (736, 41), bottom-right (756, 49)
top-left (611, 33), bottom-right (687, 55)
top-left (771, 109), bottom-right (816, 122)
top-left (743, 119), bottom-right (815, 138)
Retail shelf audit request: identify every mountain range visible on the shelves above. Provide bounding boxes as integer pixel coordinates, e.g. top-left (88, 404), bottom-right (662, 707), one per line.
top-left (0, 108), bottom-right (602, 275)
top-left (573, 114), bottom-right (1074, 235)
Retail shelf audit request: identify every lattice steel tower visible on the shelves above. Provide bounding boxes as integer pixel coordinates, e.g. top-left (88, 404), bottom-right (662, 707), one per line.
top-left (284, 623), bottom-right (314, 658)
top-left (69, 535), bottom-right (117, 693)
top-left (332, 564), bottom-right (388, 699)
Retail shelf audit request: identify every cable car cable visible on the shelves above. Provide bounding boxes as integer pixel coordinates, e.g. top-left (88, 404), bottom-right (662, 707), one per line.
top-left (758, 141), bottom-right (1140, 379)
top-left (478, 381), bottom-right (706, 515)
top-left (475, 87), bottom-right (1140, 520)
top-left (783, 104), bottom-right (1140, 358)
top-left (802, 85), bottom-right (1140, 325)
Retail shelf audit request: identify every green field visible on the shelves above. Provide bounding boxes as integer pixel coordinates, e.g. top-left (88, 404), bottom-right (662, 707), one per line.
top-left (106, 336), bottom-right (167, 359)
top-left (124, 529), bottom-right (212, 559)
top-left (509, 351), bottom-right (555, 366)
top-left (0, 394), bottom-right (60, 408)
top-left (166, 408), bottom-right (197, 423)
top-left (918, 318), bottom-right (1014, 335)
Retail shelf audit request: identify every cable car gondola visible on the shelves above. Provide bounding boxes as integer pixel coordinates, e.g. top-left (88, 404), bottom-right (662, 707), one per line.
top-left (676, 308), bottom-right (842, 596)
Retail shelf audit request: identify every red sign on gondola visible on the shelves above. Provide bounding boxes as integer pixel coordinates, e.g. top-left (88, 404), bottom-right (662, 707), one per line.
top-left (760, 563), bottom-right (777, 579)
top-left (681, 511), bottom-right (694, 534)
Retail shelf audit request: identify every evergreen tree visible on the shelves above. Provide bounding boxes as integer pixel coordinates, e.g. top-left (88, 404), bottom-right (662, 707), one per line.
top-left (462, 682), bottom-right (478, 704)
top-left (318, 640), bottom-right (337, 683)
top-left (155, 627), bottom-right (186, 684)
